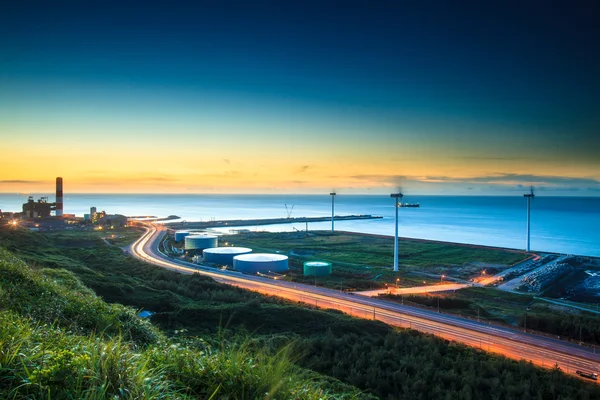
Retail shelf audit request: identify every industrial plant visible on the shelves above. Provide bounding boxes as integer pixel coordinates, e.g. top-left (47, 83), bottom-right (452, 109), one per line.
top-left (21, 177), bottom-right (64, 218)
top-left (1, 177), bottom-right (128, 231)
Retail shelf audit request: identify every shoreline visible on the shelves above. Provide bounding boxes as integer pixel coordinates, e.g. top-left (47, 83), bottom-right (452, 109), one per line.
top-left (164, 214), bottom-right (382, 230)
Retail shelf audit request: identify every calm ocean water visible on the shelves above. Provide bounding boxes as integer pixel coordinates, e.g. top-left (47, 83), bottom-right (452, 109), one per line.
top-left (1, 194), bottom-right (599, 257)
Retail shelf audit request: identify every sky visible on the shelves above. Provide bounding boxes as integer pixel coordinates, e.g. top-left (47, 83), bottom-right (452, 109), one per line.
top-left (1, 1), bottom-right (599, 195)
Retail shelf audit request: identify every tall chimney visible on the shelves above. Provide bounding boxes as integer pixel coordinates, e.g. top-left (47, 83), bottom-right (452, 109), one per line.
top-left (55, 177), bottom-right (63, 217)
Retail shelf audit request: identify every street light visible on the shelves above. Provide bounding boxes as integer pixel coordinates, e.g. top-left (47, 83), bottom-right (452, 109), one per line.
top-left (390, 192), bottom-right (403, 272)
top-left (396, 278), bottom-right (399, 289)
top-left (441, 274), bottom-right (445, 283)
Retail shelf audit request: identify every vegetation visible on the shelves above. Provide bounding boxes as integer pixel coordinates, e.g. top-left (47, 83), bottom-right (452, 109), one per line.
top-left (0, 247), bottom-right (362, 399)
top-left (224, 231), bottom-right (528, 290)
top-left (380, 287), bottom-right (600, 344)
top-left (1, 227), bottom-right (599, 399)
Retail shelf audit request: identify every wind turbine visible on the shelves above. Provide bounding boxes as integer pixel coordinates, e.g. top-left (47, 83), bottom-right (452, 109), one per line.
top-left (390, 188), bottom-right (403, 272)
top-left (523, 186), bottom-right (535, 251)
top-left (329, 190), bottom-right (336, 232)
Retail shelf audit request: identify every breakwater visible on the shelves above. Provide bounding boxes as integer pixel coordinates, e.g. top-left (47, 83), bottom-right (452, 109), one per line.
top-left (164, 214), bottom-right (382, 230)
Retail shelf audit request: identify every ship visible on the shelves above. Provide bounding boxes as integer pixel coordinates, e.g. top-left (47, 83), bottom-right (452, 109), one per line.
top-left (398, 202), bottom-right (420, 208)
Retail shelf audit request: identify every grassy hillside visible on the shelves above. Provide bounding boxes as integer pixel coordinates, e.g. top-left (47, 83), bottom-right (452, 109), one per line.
top-left (1, 227), bottom-right (599, 399)
top-left (222, 231), bottom-right (528, 289)
top-left (0, 247), bottom-right (364, 399)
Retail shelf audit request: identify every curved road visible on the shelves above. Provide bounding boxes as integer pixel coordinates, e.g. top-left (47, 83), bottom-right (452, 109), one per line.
top-left (131, 224), bottom-right (600, 380)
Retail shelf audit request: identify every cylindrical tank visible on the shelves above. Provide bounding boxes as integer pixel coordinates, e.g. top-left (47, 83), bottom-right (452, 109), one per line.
top-left (184, 234), bottom-right (218, 254)
top-left (204, 247), bottom-right (253, 266)
top-left (174, 230), bottom-right (190, 242)
top-left (303, 261), bottom-right (332, 277)
top-left (233, 253), bottom-right (288, 274)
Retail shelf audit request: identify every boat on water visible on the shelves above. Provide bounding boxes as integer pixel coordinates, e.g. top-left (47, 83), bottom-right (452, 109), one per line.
top-left (398, 203), bottom-right (420, 208)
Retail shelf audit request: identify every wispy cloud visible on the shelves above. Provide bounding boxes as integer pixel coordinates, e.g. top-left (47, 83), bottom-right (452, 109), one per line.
top-left (0, 179), bottom-right (47, 184)
top-left (297, 165), bottom-right (311, 173)
top-left (421, 173), bottom-right (600, 186)
top-left (344, 173), bottom-right (600, 193)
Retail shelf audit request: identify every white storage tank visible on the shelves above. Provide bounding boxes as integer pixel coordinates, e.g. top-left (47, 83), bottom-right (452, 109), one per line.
top-left (233, 253), bottom-right (288, 274)
top-left (184, 234), bottom-right (218, 254)
top-left (204, 247), bottom-right (253, 266)
top-left (174, 230), bottom-right (190, 242)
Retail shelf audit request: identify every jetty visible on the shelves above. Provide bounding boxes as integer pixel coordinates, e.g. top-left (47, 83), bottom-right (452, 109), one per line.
top-left (164, 214), bottom-right (382, 230)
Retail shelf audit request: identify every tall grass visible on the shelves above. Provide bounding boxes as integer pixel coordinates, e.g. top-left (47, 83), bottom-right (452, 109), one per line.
top-left (0, 247), bottom-right (364, 399)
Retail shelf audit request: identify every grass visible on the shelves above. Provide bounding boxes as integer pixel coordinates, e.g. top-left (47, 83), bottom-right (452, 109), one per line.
top-left (224, 230), bottom-right (528, 290)
top-left (2, 226), bottom-right (600, 399)
top-left (0, 245), bottom-right (367, 400)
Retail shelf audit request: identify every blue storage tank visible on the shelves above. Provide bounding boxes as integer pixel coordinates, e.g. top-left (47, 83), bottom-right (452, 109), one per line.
top-left (174, 230), bottom-right (190, 242)
top-left (204, 247), bottom-right (253, 266)
top-left (184, 234), bottom-right (218, 254)
top-left (233, 253), bottom-right (288, 274)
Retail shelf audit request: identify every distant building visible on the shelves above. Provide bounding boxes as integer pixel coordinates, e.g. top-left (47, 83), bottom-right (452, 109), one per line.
top-left (97, 214), bottom-right (128, 228)
top-left (22, 196), bottom-right (55, 218)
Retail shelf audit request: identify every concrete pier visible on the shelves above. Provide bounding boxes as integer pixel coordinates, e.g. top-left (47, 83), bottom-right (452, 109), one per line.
top-left (164, 214), bottom-right (382, 230)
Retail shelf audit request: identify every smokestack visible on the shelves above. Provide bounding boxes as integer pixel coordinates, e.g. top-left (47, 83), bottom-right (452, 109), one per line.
top-left (55, 177), bottom-right (63, 217)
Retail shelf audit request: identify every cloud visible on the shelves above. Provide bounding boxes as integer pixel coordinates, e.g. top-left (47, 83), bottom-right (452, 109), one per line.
top-left (223, 158), bottom-right (230, 165)
top-left (297, 165), bottom-right (311, 173)
top-left (423, 173), bottom-right (600, 186)
top-left (0, 180), bottom-right (46, 184)
top-left (344, 173), bottom-right (600, 193)
top-left (452, 156), bottom-right (524, 161)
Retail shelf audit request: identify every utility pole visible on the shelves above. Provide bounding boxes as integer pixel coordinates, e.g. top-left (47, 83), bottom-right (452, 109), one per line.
top-left (524, 188), bottom-right (535, 251)
top-left (390, 192), bottom-right (403, 272)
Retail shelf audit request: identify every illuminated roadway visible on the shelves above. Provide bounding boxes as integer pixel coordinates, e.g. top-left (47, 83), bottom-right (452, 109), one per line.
top-left (130, 223), bottom-right (600, 380)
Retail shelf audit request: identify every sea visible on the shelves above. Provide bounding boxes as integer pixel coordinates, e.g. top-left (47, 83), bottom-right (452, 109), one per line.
top-left (1, 194), bottom-right (599, 257)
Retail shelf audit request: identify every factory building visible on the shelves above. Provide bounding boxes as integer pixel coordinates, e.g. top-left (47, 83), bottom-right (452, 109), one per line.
top-left (204, 247), bottom-right (252, 266)
top-left (233, 253), bottom-right (288, 274)
top-left (184, 234), bottom-right (218, 254)
top-left (22, 196), bottom-right (54, 218)
top-left (303, 261), bottom-right (332, 277)
top-left (97, 214), bottom-right (128, 228)
top-left (21, 177), bottom-right (64, 218)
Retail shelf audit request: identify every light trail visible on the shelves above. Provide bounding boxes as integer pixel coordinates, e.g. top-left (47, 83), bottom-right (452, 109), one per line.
top-left (130, 224), bottom-right (600, 381)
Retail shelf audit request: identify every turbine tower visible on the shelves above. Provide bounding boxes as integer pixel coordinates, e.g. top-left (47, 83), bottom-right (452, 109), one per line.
top-left (390, 192), bottom-right (403, 272)
top-left (524, 186), bottom-right (535, 251)
top-left (330, 192), bottom-right (336, 232)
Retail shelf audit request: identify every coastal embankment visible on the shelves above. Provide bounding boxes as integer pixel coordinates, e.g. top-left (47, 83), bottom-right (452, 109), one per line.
top-left (164, 214), bottom-right (381, 230)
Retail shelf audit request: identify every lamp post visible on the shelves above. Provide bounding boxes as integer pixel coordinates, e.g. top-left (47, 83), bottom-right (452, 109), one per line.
top-left (441, 274), bottom-right (445, 284)
top-left (390, 192), bottom-right (403, 272)
top-left (524, 188), bottom-right (535, 251)
top-left (330, 192), bottom-right (336, 232)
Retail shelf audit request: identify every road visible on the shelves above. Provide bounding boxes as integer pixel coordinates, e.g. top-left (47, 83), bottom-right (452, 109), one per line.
top-left (355, 283), bottom-right (471, 297)
top-left (130, 224), bottom-right (600, 380)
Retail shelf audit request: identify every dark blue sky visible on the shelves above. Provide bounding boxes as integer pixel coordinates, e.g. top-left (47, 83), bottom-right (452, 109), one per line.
top-left (1, 1), bottom-right (599, 193)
